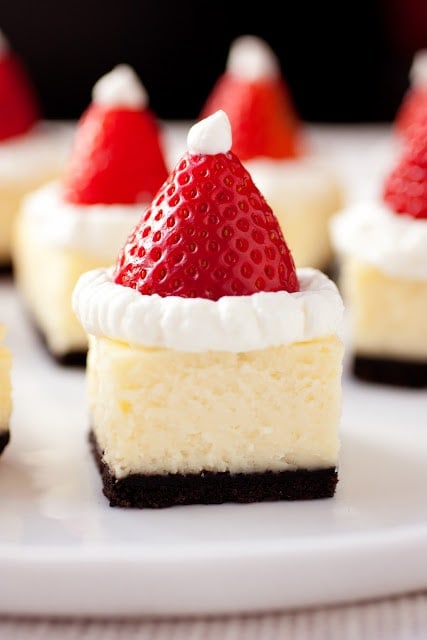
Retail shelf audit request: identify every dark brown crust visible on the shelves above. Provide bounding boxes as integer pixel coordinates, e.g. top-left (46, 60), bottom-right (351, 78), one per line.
top-left (33, 323), bottom-right (87, 367)
top-left (354, 355), bottom-right (427, 388)
top-left (0, 430), bottom-right (10, 455)
top-left (89, 430), bottom-right (338, 509)
top-left (0, 263), bottom-right (12, 277)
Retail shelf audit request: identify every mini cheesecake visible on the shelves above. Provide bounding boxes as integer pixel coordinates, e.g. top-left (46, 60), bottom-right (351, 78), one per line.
top-left (73, 111), bottom-right (344, 508)
top-left (199, 35), bottom-right (343, 271)
top-left (0, 326), bottom-right (12, 455)
top-left (330, 129), bottom-right (427, 387)
top-left (0, 30), bottom-right (73, 269)
top-left (12, 65), bottom-right (168, 364)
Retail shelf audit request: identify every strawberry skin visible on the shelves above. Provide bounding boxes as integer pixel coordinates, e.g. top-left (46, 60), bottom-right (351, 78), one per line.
top-left (394, 88), bottom-right (427, 141)
top-left (0, 53), bottom-right (39, 141)
top-left (200, 75), bottom-right (301, 161)
top-left (62, 104), bottom-right (169, 205)
top-left (383, 130), bottom-right (427, 219)
top-left (114, 150), bottom-right (299, 300)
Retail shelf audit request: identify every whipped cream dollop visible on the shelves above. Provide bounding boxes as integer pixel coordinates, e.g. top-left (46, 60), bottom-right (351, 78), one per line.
top-left (92, 64), bottom-right (148, 109)
top-left (21, 181), bottom-right (145, 261)
top-left (0, 30), bottom-right (9, 56)
top-left (72, 268), bottom-right (344, 352)
top-left (330, 201), bottom-right (427, 280)
top-left (227, 35), bottom-right (279, 81)
top-left (187, 110), bottom-right (231, 155)
top-left (410, 49), bottom-right (427, 88)
top-left (0, 121), bottom-right (74, 183)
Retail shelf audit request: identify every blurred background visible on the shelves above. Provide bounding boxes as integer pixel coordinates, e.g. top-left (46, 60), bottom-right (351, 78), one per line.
top-left (1, 0), bottom-right (427, 123)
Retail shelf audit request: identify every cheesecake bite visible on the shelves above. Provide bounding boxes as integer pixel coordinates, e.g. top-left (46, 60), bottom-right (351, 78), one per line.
top-left (0, 326), bottom-right (12, 455)
top-left (330, 127), bottom-right (427, 387)
top-left (13, 64), bottom-right (168, 365)
top-left (199, 35), bottom-right (343, 271)
top-left (73, 110), bottom-right (344, 509)
top-left (0, 30), bottom-right (73, 270)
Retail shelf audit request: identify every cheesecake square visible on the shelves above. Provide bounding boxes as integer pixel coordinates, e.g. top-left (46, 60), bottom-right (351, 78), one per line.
top-left (341, 257), bottom-right (427, 387)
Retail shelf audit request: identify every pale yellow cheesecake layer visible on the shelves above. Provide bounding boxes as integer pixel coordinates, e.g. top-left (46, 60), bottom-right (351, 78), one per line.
top-left (0, 174), bottom-right (60, 265)
top-left (340, 257), bottom-right (427, 360)
top-left (88, 335), bottom-right (343, 478)
top-left (0, 327), bottom-right (12, 434)
top-left (13, 215), bottom-right (110, 357)
top-left (263, 182), bottom-right (342, 270)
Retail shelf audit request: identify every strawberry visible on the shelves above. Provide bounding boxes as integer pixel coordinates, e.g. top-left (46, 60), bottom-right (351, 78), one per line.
top-left (0, 52), bottom-right (39, 141)
top-left (200, 36), bottom-right (302, 161)
top-left (114, 111), bottom-right (299, 300)
top-left (200, 76), bottom-right (301, 161)
top-left (394, 87), bottom-right (427, 141)
top-left (383, 128), bottom-right (427, 219)
top-left (62, 103), bottom-right (169, 205)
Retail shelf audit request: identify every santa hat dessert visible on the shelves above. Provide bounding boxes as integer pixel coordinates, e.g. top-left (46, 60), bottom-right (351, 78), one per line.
top-left (330, 124), bottom-right (427, 387)
top-left (72, 110), bottom-right (344, 509)
top-left (394, 49), bottom-right (427, 142)
top-left (12, 64), bottom-right (169, 365)
top-left (0, 29), bottom-right (72, 269)
top-left (200, 35), bottom-right (343, 272)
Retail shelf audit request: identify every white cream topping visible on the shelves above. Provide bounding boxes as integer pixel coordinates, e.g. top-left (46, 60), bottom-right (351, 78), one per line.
top-left (72, 268), bottom-right (344, 352)
top-left (0, 121), bottom-right (74, 183)
top-left (226, 35), bottom-right (279, 81)
top-left (330, 201), bottom-right (427, 280)
top-left (410, 49), bottom-right (427, 88)
top-left (92, 64), bottom-right (148, 109)
top-left (21, 180), bottom-right (145, 261)
top-left (187, 110), bottom-right (231, 154)
top-left (0, 30), bottom-right (9, 56)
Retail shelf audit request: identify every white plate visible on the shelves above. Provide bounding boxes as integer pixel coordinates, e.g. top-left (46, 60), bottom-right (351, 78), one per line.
top-left (1, 278), bottom-right (427, 618)
top-left (1, 125), bottom-right (426, 618)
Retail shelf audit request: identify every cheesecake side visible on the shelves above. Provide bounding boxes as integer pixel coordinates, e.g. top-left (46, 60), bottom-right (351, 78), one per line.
top-left (0, 328), bottom-right (12, 454)
top-left (13, 213), bottom-right (110, 361)
top-left (88, 334), bottom-right (343, 506)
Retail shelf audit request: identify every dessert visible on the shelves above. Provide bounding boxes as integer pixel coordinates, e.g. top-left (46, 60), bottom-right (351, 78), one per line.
top-left (200, 35), bottom-right (343, 271)
top-left (394, 48), bottom-right (427, 142)
top-left (0, 326), bottom-right (11, 455)
top-left (0, 30), bottom-right (73, 270)
top-left (73, 110), bottom-right (345, 509)
top-left (330, 127), bottom-right (427, 387)
top-left (13, 64), bottom-right (169, 365)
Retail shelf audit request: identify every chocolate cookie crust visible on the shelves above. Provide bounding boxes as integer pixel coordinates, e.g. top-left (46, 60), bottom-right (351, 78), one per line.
top-left (89, 431), bottom-right (338, 509)
top-left (0, 430), bottom-right (10, 455)
top-left (354, 355), bottom-right (427, 388)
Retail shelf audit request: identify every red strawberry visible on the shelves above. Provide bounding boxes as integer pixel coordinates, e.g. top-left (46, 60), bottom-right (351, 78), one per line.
top-left (114, 111), bottom-right (299, 300)
top-left (394, 87), bottom-right (427, 141)
top-left (62, 66), bottom-right (168, 205)
top-left (0, 51), bottom-right (39, 141)
top-left (383, 128), bottom-right (427, 219)
top-left (200, 36), bottom-right (302, 161)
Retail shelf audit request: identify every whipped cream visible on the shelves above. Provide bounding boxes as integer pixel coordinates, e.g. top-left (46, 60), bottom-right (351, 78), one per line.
top-left (227, 35), bottom-right (279, 81)
top-left (410, 49), bottom-right (427, 88)
top-left (92, 64), bottom-right (148, 109)
top-left (21, 181), bottom-right (145, 261)
top-left (187, 110), bottom-right (231, 154)
top-left (330, 201), bottom-right (427, 280)
top-left (72, 268), bottom-right (344, 352)
top-left (0, 121), bottom-right (74, 183)
top-left (0, 30), bottom-right (9, 56)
